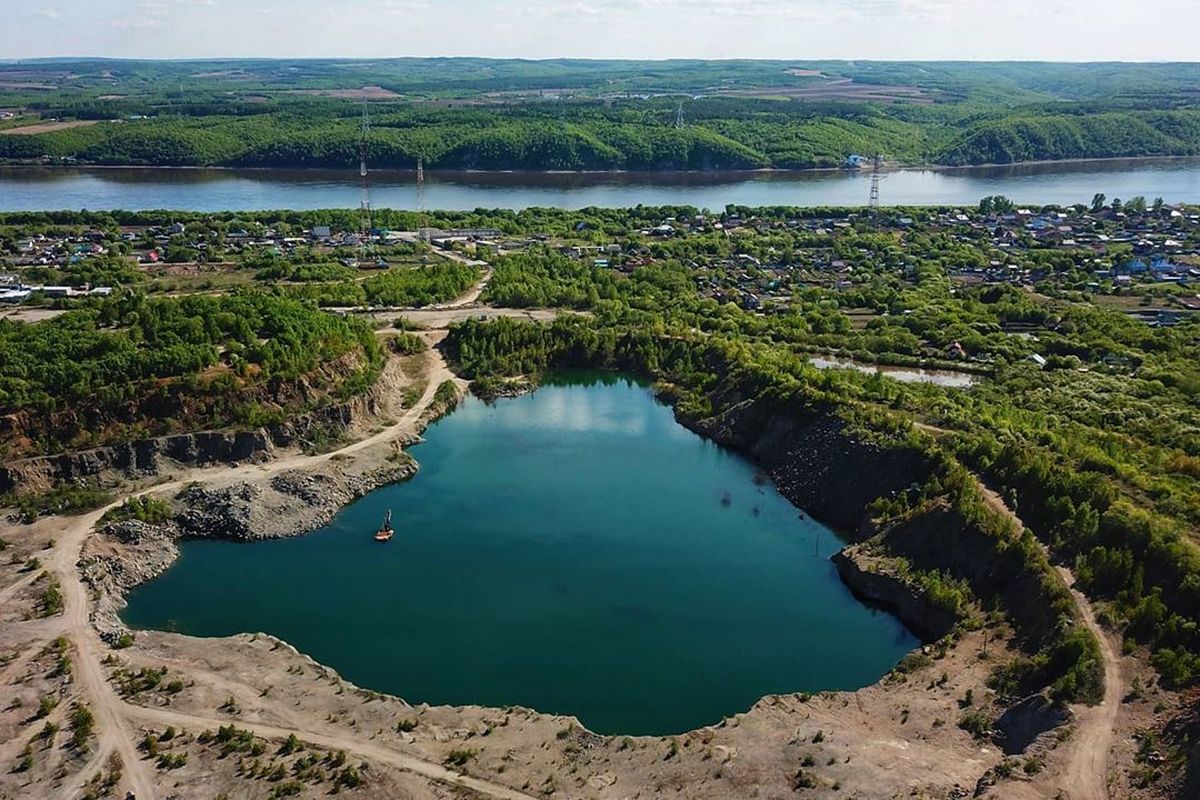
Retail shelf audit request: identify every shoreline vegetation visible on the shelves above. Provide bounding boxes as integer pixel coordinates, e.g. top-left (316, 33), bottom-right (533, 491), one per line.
top-left (3, 154), bottom-right (1200, 176)
top-left (443, 322), bottom-right (1107, 704)
top-left (7, 118), bottom-right (1200, 172)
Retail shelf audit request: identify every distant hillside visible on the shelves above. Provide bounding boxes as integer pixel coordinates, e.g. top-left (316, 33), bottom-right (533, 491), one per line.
top-left (2, 59), bottom-right (1200, 170)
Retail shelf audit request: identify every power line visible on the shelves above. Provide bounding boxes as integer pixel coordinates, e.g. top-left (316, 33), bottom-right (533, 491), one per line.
top-left (868, 153), bottom-right (885, 213)
top-left (416, 154), bottom-right (429, 243)
top-left (358, 101), bottom-right (373, 265)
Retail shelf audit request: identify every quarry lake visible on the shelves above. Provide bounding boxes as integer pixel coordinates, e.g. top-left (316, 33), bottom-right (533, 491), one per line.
top-left (122, 372), bottom-right (917, 735)
top-left (5, 157), bottom-right (1200, 211)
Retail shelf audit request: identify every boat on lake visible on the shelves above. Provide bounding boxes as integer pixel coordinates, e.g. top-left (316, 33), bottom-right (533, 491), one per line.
top-left (374, 509), bottom-right (394, 542)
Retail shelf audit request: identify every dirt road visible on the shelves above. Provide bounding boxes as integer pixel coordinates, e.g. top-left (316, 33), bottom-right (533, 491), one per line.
top-left (128, 704), bottom-right (537, 800)
top-left (0, 569), bottom-right (41, 607)
top-left (976, 482), bottom-right (1120, 800)
top-left (4, 344), bottom-right (515, 800)
top-left (1056, 566), bottom-right (1121, 800)
top-left (0, 119), bottom-right (100, 135)
top-left (51, 483), bottom-right (158, 798)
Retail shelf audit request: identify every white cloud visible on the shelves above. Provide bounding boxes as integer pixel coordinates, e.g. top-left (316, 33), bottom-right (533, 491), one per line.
top-left (0, 0), bottom-right (1198, 60)
top-left (377, 0), bottom-right (431, 14)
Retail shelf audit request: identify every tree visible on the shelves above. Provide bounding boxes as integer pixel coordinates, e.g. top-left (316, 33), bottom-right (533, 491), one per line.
top-left (1090, 193), bottom-right (1107, 212)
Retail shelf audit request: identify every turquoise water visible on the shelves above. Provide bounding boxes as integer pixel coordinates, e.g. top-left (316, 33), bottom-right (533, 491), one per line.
top-left (122, 372), bottom-right (916, 735)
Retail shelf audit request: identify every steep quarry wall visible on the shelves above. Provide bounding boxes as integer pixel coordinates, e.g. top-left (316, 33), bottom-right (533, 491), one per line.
top-left (870, 503), bottom-right (1063, 648)
top-left (830, 547), bottom-right (960, 641)
top-left (0, 399), bottom-right (368, 496)
top-left (683, 396), bottom-right (1060, 653)
top-left (686, 399), bottom-right (932, 536)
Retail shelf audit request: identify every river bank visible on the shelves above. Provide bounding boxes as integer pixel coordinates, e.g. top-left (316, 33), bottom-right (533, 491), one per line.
top-left (6, 154), bottom-right (1200, 176)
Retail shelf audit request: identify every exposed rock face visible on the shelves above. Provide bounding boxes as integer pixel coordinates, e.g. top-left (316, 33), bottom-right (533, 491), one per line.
top-left (992, 693), bottom-right (1071, 755)
top-left (174, 463), bottom-right (416, 542)
top-left (870, 503), bottom-right (1061, 648)
top-left (174, 482), bottom-right (264, 540)
top-left (0, 430), bottom-right (272, 495)
top-left (0, 402), bottom-right (365, 496)
top-left (81, 458), bottom-right (417, 635)
top-left (80, 519), bottom-right (182, 636)
top-left (833, 545), bottom-right (959, 642)
top-left (686, 400), bottom-right (932, 536)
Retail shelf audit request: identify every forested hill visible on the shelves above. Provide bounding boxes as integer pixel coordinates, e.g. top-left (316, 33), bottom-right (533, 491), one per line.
top-left (938, 111), bottom-right (1200, 166)
top-left (3, 59), bottom-right (1200, 170)
top-left (4, 104), bottom-right (1200, 170)
top-left (0, 293), bottom-right (384, 459)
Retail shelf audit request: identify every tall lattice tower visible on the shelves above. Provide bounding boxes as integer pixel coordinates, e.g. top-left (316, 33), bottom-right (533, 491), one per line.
top-left (416, 155), bottom-right (429, 243)
top-left (358, 102), bottom-right (373, 265)
top-left (675, 100), bottom-right (685, 130)
top-left (867, 154), bottom-right (884, 213)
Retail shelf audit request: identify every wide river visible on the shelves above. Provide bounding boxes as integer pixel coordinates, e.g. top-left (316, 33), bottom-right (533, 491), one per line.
top-left (5, 158), bottom-right (1200, 211)
top-left (122, 373), bottom-right (916, 735)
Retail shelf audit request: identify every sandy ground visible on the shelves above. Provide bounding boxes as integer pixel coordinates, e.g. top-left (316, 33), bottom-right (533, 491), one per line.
top-left (0, 307), bottom-right (69, 324)
top-left (375, 306), bottom-right (568, 328)
top-left (0, 120), bottom-right (100, 135)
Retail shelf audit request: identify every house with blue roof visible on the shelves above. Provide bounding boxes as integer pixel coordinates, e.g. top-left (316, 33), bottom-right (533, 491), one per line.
top-left (1150, 256), bottom-right (1183, 274)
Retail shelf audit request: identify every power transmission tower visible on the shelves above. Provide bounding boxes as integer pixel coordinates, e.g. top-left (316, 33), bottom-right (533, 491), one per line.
top-left (358, 102), bottom-right (373, 266)
top-left (867, 154), bottom-right (884, 213)
top-left (675, 100), bottom-right (685, 130)
top-left (416, 155), bottom-right (429, 243)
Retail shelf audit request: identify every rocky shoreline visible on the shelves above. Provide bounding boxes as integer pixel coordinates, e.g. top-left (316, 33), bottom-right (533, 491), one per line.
top-left (832, 545), bottom-right (959, 642)
top-left (76, 375), bottom-right (950, 662)
top-left (74, 366), bottom-right (965, 658)
top-left (77, 361), bottom-right (462, 639)
top-left (82, 456), bottom-right (419, 636)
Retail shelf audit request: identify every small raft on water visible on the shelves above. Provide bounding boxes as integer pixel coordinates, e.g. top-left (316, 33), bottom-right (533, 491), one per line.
top-left (374, 513), bottom-right (393, 544)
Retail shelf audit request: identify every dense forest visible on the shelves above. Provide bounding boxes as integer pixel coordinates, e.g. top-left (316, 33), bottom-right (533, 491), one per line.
top-left (3, 60), bottom-right (1200, 170)
top-left (3, 103), bottom-right (1199, 170)
top-left (0, 292), bottom-right (383, 455)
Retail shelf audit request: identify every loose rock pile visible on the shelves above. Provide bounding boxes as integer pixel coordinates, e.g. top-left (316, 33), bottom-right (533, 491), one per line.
top-left (81, 457), bottom-right (418, 636)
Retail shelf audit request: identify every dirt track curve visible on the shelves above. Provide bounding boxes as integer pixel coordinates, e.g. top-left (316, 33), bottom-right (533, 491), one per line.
top-left (28, 344), bottom-right (532, 799)
top-left (978, 484), bottom-right (1120, 800)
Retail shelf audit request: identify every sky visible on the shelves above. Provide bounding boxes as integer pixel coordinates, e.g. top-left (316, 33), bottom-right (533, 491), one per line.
top-left (1, 0), bottom-right (1198, 62)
